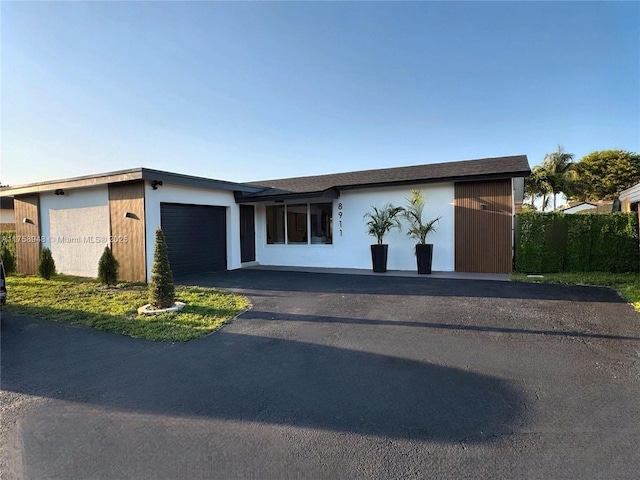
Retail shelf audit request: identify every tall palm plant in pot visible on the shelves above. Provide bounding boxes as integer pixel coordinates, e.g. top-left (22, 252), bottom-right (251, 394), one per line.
top-left (363, 203), bottom-right (404, 272)
top-left (402, 190), bottom-right (440, 274)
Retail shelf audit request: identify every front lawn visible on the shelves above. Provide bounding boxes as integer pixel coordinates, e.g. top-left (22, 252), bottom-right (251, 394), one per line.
top-left (3, 275), bottom-right (250, 341)
top-left (511, 272), bottom-right (640, 312)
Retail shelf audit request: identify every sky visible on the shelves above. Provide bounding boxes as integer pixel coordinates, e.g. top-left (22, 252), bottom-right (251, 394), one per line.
top-left (1, 1), bottom-right (638, 186)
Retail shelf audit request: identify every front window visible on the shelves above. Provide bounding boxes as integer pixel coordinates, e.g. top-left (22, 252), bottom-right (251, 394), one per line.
top-left (266, 202), bottom-right (332, 245)
top-left (266, 205), bottom-right (285, 244)
top-left (310, 203), bottom-right (332, 244)
top-left (287, 204), bottom-right (307, 244)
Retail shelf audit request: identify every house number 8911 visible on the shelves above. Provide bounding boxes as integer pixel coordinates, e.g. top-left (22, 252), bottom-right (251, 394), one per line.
top-left (337, 203), bottom-right (343, 236)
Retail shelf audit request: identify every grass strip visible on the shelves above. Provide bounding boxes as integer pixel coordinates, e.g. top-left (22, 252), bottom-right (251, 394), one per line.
top-left (511, 272), bottom-right (640, 312)
top-left (3, 275), bottom-right (250, 341)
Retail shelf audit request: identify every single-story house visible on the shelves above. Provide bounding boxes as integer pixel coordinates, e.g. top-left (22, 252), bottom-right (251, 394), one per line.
top-left (559, 200), bottom-right (614, 214)
top-left (619, 182), bottom-right (640, 214)
top-left (0, 155), bottom-right (530, 281)
top-left (619, 182), bottom-right (640, 260)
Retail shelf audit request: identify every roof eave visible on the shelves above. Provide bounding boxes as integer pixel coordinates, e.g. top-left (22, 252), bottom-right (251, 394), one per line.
top-left (236, 188), bottom-right (340, 203)
top-left (235, 170), bottom-right (531, 203)
top-left (336, 170), bottom-right (532, 193)
top-left (0, 168), bottom-right (264, 197)
top-left (139, 169), bottom-right (263, 194)
top-left (0, 169), bottom-right (145, 197)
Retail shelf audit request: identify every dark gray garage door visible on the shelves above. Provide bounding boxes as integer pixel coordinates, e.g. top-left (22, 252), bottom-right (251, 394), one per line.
top-left (160, 203), bottom-right (227, 277)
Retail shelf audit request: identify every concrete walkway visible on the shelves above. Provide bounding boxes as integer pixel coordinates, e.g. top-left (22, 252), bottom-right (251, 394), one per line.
top-left (244, 264), bottom-right (510, 281)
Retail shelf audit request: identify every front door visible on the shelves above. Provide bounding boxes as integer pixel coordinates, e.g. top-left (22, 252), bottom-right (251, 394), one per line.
top-left (240, 205), bottom-right (256, 263)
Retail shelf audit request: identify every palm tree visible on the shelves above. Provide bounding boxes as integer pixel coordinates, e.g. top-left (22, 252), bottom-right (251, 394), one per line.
top-left (401, 190), bottom-right (440, 245)
top-left (363, 204), bottom-right (404, 244)
top-left (524, 165), bottom-right (552, 211)
top-left (542, 146), bottom-right (574, 210)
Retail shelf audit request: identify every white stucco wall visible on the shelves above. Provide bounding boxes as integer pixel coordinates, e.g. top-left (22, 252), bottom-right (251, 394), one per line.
top-left (144, 182), bottom-right (241, 279)
top-left (0, 209), bottom-right (15, 224)
top-left (254, 183), bottom-right (455, 271)
top-left (40, 186), bottom-right (110, 277)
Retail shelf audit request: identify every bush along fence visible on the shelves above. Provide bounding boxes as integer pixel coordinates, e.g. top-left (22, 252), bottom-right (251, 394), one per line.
top-left (0, 230), bottom-right (16, 274)
top-left (515, 212), bottom-right (639, 273)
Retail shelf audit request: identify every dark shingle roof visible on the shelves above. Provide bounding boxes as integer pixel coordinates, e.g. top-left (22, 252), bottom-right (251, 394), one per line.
top-left (244, 155), bottom-right (530, 200)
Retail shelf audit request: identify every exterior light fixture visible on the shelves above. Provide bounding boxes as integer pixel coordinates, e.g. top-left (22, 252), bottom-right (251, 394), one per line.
top-left (54, 189), bottom-right (65, 195)
top-left (124, 212), bottom-right (138, 219)
top-left (151, 180), bottom-right (163, 190)
top-left (23, 218), bottom-right (34, 224)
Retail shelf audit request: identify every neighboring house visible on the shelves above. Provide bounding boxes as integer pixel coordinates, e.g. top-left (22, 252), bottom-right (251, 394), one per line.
top-left (619, 182), bottom-right (640, 261)
top-left (559, 200), bottom-right (614, 215)
top-left (559, 202), bottom-right (598, 214)
top-left (0, 197), bottom-right (15, 230)
top-left (619, 182), bottom-right (640, 214)
top-left (0, 155), bottom-right (530, 281)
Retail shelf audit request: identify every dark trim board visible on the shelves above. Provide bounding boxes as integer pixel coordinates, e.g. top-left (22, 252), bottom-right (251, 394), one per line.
top-left (0, 168), bottom-right (261, 197)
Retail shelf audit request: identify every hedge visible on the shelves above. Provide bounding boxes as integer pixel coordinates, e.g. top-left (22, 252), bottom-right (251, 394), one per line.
top-left (1, 230), bottom-right (16, 273)
top-left (1, 230), bottom-right (16, 257)
top-left (515, 212), bottom-right (639, 273)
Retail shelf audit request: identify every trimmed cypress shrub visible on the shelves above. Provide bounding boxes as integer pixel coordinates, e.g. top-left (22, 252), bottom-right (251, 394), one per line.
top-left (38, 247), bottom-right (56, 280)
top-left (149, 227), bottom-right (175, 308)
top-left (98, 246), bottom-right (119, 286)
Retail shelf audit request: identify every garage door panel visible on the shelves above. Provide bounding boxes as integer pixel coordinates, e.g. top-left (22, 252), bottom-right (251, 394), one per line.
top-left (160, 203), bottom-right (227, 276)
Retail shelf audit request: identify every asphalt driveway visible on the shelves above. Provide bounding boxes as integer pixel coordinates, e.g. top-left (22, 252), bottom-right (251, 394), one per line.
top-left (2, 270), bottom-right (639, 479)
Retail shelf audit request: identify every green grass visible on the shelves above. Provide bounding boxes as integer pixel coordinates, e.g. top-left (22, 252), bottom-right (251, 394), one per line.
top-left (3, 274), bottom-right (251, 341)
top-left (511, 271), bottom-right (640, 312)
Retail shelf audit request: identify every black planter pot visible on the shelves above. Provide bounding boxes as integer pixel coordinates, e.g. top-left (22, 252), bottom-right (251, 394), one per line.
top-left (370, 244), bottom-right (388, 273)
top-left (416, 243), bottom-right (434, 274)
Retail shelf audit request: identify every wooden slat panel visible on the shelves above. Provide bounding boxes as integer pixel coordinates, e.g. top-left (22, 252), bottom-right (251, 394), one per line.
top-left (14, 195), bottom-right (40, 275)
top-left (109, 182), bottom-right (146, 282)
top-left (455, 180), bottom-right (513, 273)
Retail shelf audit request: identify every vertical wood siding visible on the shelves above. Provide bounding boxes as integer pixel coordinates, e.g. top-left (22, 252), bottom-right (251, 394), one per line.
top-left (108, 182), bottom-right (146, 282)
top-left (455, 180), bottom-right (513, 273)
top-left (14, 195), bottom-right (41, 274)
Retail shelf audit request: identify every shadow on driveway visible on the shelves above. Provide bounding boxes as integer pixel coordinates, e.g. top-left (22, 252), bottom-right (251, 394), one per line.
top-left (2, 312), bottom-right (525, 443)
top-left (241, 310), bottom-right (640, 342)
top-left (179, 269), bottom-right (627, 304)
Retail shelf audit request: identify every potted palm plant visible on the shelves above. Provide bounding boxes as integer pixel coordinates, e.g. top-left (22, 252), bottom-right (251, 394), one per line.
top-left (363, 203), bottom-right (404, 272)
top-left (402, 190), bottom-right (440, 274)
